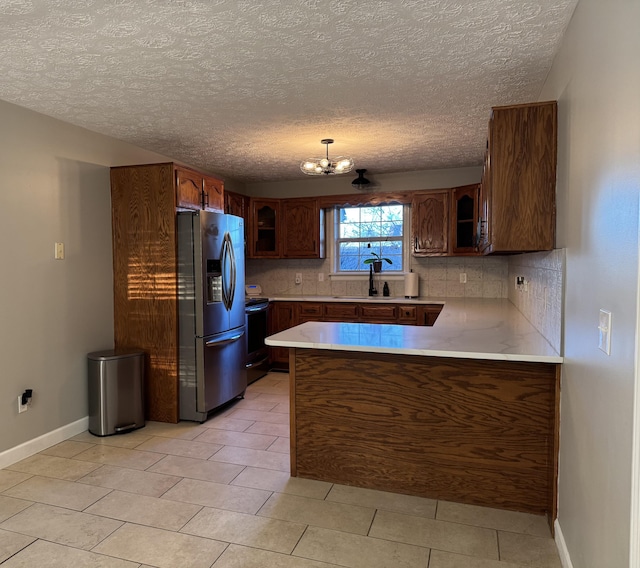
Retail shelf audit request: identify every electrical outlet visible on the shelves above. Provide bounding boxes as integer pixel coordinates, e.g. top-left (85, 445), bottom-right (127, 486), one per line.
top-left (18, 396), bottom-right (28, 413)
top-left (295, 273), bottom-right (302, 285)
top-left (54, 242), bottom-right (65, 260)
top-left (459, 273), bottom-right (467, 284)
top-left (514, 277), bottom-right (530, 292)
top-left (318, 273), bottom-right (324, 282)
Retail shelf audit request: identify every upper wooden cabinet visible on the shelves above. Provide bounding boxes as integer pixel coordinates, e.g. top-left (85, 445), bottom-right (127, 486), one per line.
top-left (478, 101), bottom-right (557, 254)
top-left (281, 198), bottom-right (325, 259)
top-left (250, 198), bottom-right (281, 258)
top-left (224, 190), bottom-right (246, 219)
top-left (175, 166), bottom-right (224, 212)
top-left (451, 184), bottom-right (480, 255)
top-left (249, 197), bottom-right (325, 259)
top-left (202, 174), bottom-right (224, 212)
top-left (411, 190), bottom-right (449, 256)
top-left (175, 166), bottom-right (204, 210)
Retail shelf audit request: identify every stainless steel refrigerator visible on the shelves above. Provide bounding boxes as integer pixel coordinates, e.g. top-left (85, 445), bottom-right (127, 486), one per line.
top-left (177, 210), bottom-right (247, 422)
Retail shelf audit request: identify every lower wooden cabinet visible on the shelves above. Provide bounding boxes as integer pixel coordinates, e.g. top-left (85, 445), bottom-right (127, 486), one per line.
top-left (360, 304), bottom-right (397, 322)
top-left (418, 305), bottom-right (443, 326)
top-left (397, 305), bottom-right (418, 324)
top-left (268, 301), bottom-right (443, 367)
top-left (268, 301), bottom-right (297, 368)
top-left (323, 303), bottom-right (359, 321)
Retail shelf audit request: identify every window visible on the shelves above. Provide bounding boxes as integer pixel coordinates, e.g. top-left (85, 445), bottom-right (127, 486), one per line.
top-left (335, 205), bottom-right (405, 272)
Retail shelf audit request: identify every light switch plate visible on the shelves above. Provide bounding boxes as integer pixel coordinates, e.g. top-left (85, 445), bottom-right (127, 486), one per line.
top-left (598, 309), bottom-right (612, 355)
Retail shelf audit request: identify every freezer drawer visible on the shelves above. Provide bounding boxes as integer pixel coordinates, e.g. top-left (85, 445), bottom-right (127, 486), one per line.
top-left (179, 327), bottom-right (247, 422)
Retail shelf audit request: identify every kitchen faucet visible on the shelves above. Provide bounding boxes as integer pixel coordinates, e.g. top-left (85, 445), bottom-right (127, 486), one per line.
top-left (368, 264), bottom-right (377, 296)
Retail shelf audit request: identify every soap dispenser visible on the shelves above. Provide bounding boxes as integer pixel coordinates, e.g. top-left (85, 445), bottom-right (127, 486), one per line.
top-left (383, 282), bottom-right (390, 297)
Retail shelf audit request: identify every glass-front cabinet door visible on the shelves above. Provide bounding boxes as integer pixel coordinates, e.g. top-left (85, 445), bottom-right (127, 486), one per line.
top-left (249, 198), bottom-right (280, 258)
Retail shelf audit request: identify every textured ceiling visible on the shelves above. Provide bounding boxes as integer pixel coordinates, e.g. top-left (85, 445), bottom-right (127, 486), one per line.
top-left (0, 0), bottom-right (578, 183)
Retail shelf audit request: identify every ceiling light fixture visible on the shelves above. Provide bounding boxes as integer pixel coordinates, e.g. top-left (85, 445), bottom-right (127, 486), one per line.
top-left (300, 139), bottom-right (354, 176)
top-left (351, 169), bottom-right (371, 190)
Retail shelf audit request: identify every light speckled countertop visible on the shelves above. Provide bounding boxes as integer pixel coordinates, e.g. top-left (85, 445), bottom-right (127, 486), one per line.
top-left (265, 297), bottom-right (562, 363)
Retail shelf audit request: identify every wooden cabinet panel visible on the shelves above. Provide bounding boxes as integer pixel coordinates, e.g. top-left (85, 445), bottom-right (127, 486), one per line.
top-left (175, 166), bottom-right (203, 210)
top-left (323, 303), bottom-right (359, 321)
top-left (111, 163), bottom-right (180, 423)
top-left (418, 304), bottom-right (443, 326)
top-left (397, 305), bottom-right (417, 324)
top-left (412, 191), bottom-right (449, 256)
top-left (292, 349), bottom-right (560, 517)
top-left (360, 304), bottom-right (397, 322)
top-left (298, 303), bottom-right (323, 317)
top-left (281, 198), bottom-right (324, 259)
top-left (203, 174), bottom-right (224, 212)
top-left (269, 301), bottom-right (296, 366)
top-left (479, 101), bottom-right (557, 254)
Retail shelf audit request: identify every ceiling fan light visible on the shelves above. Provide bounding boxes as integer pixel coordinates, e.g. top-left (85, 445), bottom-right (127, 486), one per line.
top-left (351, 168), bottom-right (371, 190)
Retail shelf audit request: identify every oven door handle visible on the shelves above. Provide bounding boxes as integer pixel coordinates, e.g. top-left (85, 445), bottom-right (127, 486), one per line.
top-left (245, 304), bottom-right (268, 313)
top-left (205, 330), bottom-right (245, 349)
top-left (246, 356), bottom-right (269, 369)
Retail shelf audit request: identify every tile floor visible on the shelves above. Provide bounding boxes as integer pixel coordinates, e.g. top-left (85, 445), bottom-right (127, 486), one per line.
top-left (0, 373), bottom-right (562, 567)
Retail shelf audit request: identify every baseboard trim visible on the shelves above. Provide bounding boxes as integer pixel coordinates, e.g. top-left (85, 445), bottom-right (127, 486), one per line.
top-left (0, 416), bottom-right (89, 470)
top-left (555, 519), bottom-right (574, 568)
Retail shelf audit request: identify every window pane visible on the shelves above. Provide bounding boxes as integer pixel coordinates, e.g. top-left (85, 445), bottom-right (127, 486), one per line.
top-left (381, 241), bottom-right (402, 257)
top-left (379, 221), bottom-right (402, 237)
top-left (336, 205), bottom-right (405, 272)
top-left (340, 222), bottom-right (360, 239)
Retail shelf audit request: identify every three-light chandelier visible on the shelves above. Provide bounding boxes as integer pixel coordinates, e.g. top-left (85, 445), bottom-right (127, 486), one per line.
top-left (300, 139), bottom-right (354, 176)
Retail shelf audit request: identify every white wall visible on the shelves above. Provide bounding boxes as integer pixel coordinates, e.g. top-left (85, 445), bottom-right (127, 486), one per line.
top-left (539, 0), bottom-right (640, 565)
top-left (245, 166), bottom-right (482, 198)
top-left (0, 99), bottom-right (173, 455)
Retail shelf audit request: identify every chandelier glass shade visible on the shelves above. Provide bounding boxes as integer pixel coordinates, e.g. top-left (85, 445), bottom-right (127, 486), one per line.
top-left (300, 139), bottom-right (354, 176)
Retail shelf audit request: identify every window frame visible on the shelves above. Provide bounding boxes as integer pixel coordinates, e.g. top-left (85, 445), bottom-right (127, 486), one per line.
top-left (329, 204), bottom-right (411, 279)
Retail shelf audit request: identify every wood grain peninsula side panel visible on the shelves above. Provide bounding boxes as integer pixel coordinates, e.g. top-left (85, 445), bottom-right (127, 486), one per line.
top-left (292, 349), bottom-right (559, 517)
top-left (111, 163), bottom-right (179, 423)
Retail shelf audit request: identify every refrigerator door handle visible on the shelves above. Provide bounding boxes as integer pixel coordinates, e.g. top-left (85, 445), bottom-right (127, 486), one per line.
top-left (205, 329), bottom-right (245, 348)
top-left (220, 232), bottom-right (237, 312)
top-left (227, 233), bottom-right (236, 309)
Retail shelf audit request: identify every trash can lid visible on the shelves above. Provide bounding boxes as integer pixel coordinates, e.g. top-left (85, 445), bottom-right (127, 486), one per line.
top-left (88, 349), bottom-right (145, 361)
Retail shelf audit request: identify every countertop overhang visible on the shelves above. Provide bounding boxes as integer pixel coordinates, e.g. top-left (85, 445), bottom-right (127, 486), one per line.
top-left (265, 297), bottom-right (562, 364)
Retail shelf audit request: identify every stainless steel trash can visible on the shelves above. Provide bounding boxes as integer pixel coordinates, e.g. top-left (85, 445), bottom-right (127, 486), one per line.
top-left (88, 349), bottom-right (145, 436)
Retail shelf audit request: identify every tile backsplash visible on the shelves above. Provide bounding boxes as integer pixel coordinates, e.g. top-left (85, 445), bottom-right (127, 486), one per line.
top-left (507, 249), bottom-right (565, 354)
top-left (245, 256), bottom-right (509, 299)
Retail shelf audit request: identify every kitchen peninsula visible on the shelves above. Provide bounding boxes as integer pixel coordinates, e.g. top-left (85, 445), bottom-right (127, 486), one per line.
top-left (266, 298), bottom-right (562, 525)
